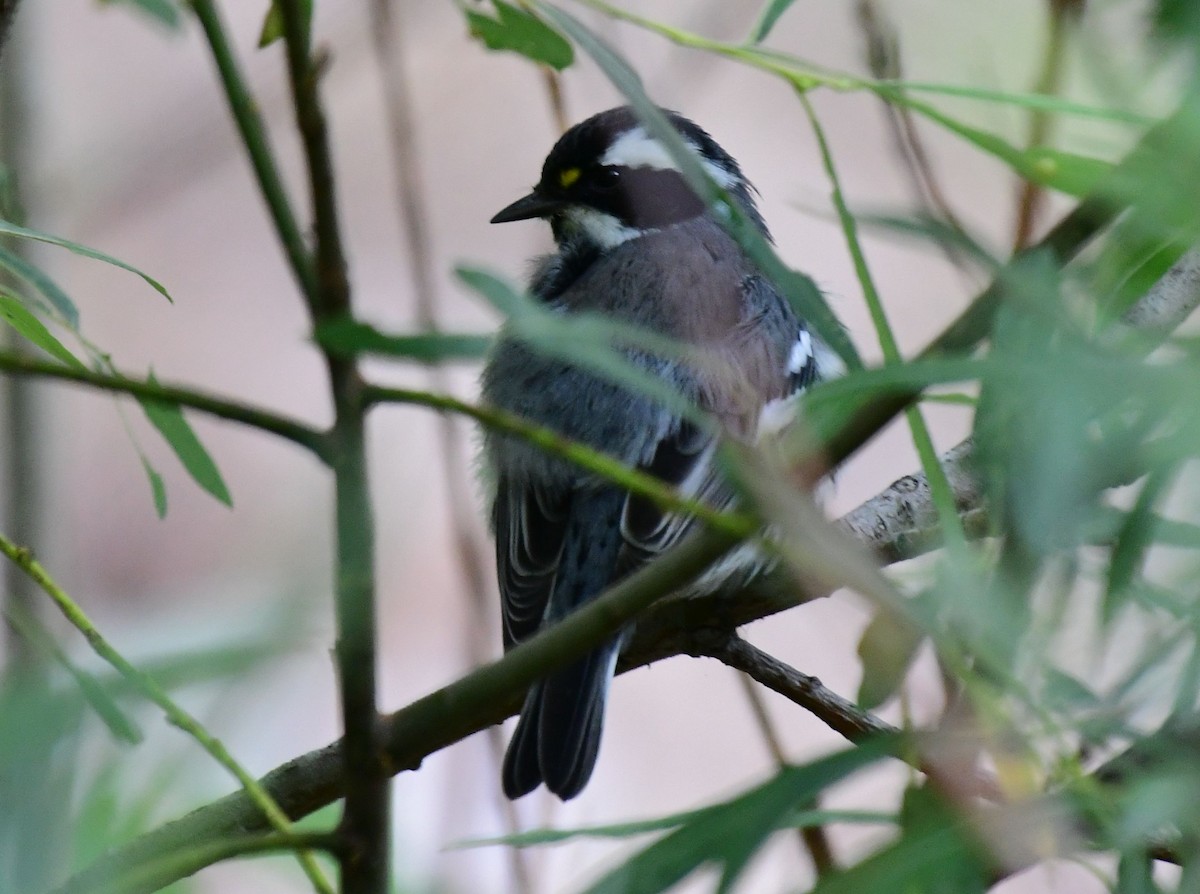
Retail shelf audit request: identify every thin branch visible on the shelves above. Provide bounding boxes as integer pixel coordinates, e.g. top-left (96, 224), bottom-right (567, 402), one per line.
top-left (275, 1), bottom-right (385, 891)
top-left (83, 832), bottom-right (340, 894)
top-left (702, 633), bottom-right (897, 743)
top-left (364, 385), bottom-right (759, 539)
top-left (186, 0), bottom-right (317, 301)
top-left (735, 671), bottom-right (837, 876)
top-left (1011, 0), bottom-right (1083, 251)
top-left (53, 526), bottom-right (741, 894)
top-left (0, 0), bottom-right (20, 56)
top-left (365, 2), bottom-right (532, 888)
top-left (0, 350), bottom-right (329, 457)
top-left (0, 534), bottom-right (335, 894)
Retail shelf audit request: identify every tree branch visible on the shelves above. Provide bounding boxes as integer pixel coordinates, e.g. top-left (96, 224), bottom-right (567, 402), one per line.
top-left (186, 0), bottom-right (317, 301)
top-left (274, 1), bottom-right (384, 891)
top-left (702, 632), bottom-right (898, 742)
top-left (0, 350), bottom-right (328, 457)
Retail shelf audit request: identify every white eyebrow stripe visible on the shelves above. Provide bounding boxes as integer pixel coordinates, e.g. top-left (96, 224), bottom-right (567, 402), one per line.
top-left (600, 126), bottom-right (738, 189)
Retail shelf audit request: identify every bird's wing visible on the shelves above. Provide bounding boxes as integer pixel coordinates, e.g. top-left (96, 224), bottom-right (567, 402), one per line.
top-left (493, 477), bottom-right (570, 651)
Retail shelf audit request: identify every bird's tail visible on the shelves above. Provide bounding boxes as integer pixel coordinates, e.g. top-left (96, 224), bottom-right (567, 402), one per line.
top-left (502, 486), bottom-right (627, 800)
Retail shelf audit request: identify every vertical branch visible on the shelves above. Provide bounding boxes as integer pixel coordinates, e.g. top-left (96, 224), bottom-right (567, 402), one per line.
top-left (275, 2), bottom-right (386, 892)
top-left (1011, 0), bottom-right (1083, 251)
top-left (0, 7), bottom-right (37, 669)
top-left (736, 673), bottom-right (835, 877)
top-left (364, 3), bottom-right (532, 890)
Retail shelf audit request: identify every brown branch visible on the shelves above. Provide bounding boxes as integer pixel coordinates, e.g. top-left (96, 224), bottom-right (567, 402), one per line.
top-left (703, 632), bottom-right (897, 743)
top-left (276, 2), bottom-right (385, 892)
top-left (365, 2), bottom-right (531, 889)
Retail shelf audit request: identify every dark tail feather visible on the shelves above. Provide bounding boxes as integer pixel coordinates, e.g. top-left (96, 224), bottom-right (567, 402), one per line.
top-left (537, 640), bottom-right (619, 799)
top-left (502, 683), bottom-right (546, 799)
top-left (502, 487), bottom-right (627, 800)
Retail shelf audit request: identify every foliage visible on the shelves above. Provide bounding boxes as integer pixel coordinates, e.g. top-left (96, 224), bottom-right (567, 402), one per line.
top-left (2, 0), bottom-right (1200, 893)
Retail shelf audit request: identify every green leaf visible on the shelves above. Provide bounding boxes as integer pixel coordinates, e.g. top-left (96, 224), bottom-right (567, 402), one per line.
top-left (454, 808), bottom-right (892, 849)
top-left (140, 375), bottom-right (232, 508)
top-left (582, 739), bottom-right (896, 894)
top-left (98, 0), bottom-right (183, 29)
top-left (531, 1), bottom-right (861, 371)
top-left (467, 0), bottom-right (574, 71)
top-left (856, 606), bottom-right (925, 710)
top-left (885, 91), bottom-right (1112, 197)
top-left (0, 294), bottom-right (86, 370)
top-left (140, 455), bottom-right (169, 519)
top-left (811, 786), bottom-right (988, 894)
top-left (257, 0), bottom-right (313, 48)
top-left (748, 0), bottom-right (797, 43)
top-left (314, 318), bottom-right (493, 362)
top-left (0, 245), bottom-right (80, 328)
top-left (1104, 467), bottom-right (1177, 623)
top-left (0, 218), bottom-right (171, 301)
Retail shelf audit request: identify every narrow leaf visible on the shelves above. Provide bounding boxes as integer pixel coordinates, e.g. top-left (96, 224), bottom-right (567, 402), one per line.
top-left (1104, 467), bottom-right (1176, 622)
top-left (257, 0), bottom-right (313, 48)
top-left (856, 607), bottom-right (925, 710)
top-left (0, 294), bottom-right (86, 369)
top-left (140, 455), bottom-right (169, 519)
top-left (748, 0), bottom-right (798, 43)
top-left (98, 0), bottom-right (183, 29)
top-left (0, 218), bottom-right (171, 301)
top-left (466, 0), bottom-right (574, 70)
top-left (314, 318), bottom-right (493, 362)
top-left (886, 91), bottom-right (1112, 197)
top-left (140, 375), bottom-right (232, 508)
top-left (0, 244), bottom-right (80, 328)
top-left (583, 739), bottom-right (896, 894)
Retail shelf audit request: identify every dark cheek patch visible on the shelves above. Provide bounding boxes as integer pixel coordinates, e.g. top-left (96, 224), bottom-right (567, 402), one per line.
top-left (588, 168), bottom-right (706, 229)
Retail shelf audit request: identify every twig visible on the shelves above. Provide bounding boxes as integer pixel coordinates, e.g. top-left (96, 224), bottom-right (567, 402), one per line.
top-left (0, 534), bottom-right (336, 894)
top-left (274, 1), bottom-right (386, 891)
top-left (365, 2), bottom-right (531, 888)
top-left (0, 350), bottom-right (328, 457)
top-left (1011, 0), bottom-right (1083, 251)
top-left (853, 0), bottom-right (974, 264)
top-left (0, 0), bottom-right (20, 56)
top-left (53, 526), bottom-right (742, 894)
top-left (735, 671), bottom-right (837, 876)
top-left (703, 633), bottom-right (897, 743)
top-left (186, 0), bottom-right (317, 301)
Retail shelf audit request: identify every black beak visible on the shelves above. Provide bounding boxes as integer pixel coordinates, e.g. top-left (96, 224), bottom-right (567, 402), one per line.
top-left (490, 190), bottom-right (565, 224)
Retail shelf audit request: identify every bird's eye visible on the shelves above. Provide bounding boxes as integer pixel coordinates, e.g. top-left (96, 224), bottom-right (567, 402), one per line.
top-left (593, 167), bottom-right (622, 190)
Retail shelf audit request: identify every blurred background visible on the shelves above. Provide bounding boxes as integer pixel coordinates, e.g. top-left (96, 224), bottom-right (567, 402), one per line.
top-left (0, 1), bottom-right (1180, 891)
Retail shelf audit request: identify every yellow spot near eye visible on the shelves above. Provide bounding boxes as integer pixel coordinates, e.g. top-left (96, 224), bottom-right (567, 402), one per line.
top-left (559, 167), bottom-right (581, 189)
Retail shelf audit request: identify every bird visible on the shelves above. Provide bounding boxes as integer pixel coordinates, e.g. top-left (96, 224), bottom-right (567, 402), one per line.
top-left (480, 106), bottom-right (843, 800)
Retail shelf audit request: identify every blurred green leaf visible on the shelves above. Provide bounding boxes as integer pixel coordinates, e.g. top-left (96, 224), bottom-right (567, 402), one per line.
top-left (0, 218), bottom-right (171, 301)
top-left (582, 739), bottom-right (896, 894)
top-left (0, 294), bottom-right (86, 370)
top-left (314, 318), bottom-right (493, 362)
top-left (857, 607), bottom-right (925, 710)
top-left (140, 375), bottom-right (232, 508)
top-left (257, 0), bottom-right (313, 48)
top-left (140, 455), bottom-right (169, 519)
top-left (98, 0), bottom-right (183, 29)
top-left (887, 91), bottom-right (1112, 196)
top-left (455, 807), bottom-right (893, 849)
top-left (811, 786), bottom-right (989, 894)
top-left (747, 0), bottom-right (797, 43)
top-left (1104, 467), bottom-right (1177, 623)
top-left (0, 245), bottom-right (80, 328)
top-left (467, 0), bottom-right (574, 71)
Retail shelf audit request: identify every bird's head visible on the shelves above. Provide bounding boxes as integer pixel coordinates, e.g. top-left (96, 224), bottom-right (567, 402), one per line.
top-left (490, 106), bottom-right (764, 250)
